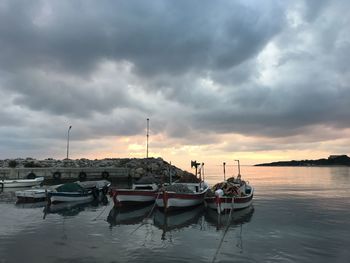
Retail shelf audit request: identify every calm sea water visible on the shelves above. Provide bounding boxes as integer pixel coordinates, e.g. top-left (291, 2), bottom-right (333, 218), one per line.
top-left (1, 166), bottom-right (350, 262)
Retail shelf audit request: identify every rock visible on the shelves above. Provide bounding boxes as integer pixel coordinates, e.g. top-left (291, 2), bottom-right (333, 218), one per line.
top-left (135, 167), bottom-right (145, 176)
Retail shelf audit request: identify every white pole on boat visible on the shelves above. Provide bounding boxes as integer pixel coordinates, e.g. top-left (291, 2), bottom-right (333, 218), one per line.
top-left (202, 162), bottom-right (205, 182)
top-left (66, 125), bottom-right (72, 160)
top-left (146, 118), bottom-right (149, 158)
top-left (235, 160), bottom-right (241, 177)
top-left (223, 162), bottom-right (226, 181)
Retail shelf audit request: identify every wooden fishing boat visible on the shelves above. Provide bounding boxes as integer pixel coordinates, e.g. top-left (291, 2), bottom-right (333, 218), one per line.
top-left (110, 183), bottom-right (159, 206)
top-left (155, 161), bottom-right (209, 211)
top-left (205, 160), bottom-right (254, 214)
top-left (155, 182), bottom-right (209, 210)
top-left (1, 177), bottom-right (44, 188)
top-left (205, 182), bottom-right (254, 213)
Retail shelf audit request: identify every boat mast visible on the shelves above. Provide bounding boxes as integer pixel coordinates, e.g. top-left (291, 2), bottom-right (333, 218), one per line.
top-left (235, 159), bottom-right (241, 178)
top-left (223, 162), bottom-right (226, 181)
top-left (201, 162), bottom-right (205, 182)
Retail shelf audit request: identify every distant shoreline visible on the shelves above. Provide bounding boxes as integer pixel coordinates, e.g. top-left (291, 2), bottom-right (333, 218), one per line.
top-left (255, 155), bottom-right (350, 167)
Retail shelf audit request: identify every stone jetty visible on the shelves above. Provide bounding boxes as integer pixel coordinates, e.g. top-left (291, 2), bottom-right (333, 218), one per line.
top-left (0, 157), bottom-right (195, 181)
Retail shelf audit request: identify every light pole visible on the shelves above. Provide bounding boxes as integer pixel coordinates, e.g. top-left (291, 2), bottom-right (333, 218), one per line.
top-left (146, 118), bottom-right (149, 158)
top-left (66, 125), bottom-right (72, 160)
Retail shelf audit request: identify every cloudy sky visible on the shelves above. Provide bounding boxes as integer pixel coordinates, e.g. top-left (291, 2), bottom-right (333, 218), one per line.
top-left (1, 0), bottom-right (349, 169)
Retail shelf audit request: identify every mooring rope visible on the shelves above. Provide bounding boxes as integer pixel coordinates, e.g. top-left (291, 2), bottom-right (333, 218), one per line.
top-left (211, 197), bottom-right (235, 263)
top-left (129, 191), bottom-right (161, 235)
top-left (92, 203), bottom-right (109, 221)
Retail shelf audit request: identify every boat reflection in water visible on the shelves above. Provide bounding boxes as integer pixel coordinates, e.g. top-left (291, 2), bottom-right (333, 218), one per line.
top-left (107, 203), bottom-right (154, 226)
top-left (153, 205), bottom-right (205, 240)
top-left (43, 195), bottom-right (108, 218)
top-left (206, 206), bottom-right (255, 258)
top-left (205, 205), bottom-right (255, 230)
top-left (16, 201), bottom-right (47, 209)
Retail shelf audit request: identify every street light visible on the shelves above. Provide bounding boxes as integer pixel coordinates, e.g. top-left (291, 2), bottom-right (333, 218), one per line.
top-left (66, 125), bottom-right (72, 160)
top-left (146, 118), bottom-right (149, 158)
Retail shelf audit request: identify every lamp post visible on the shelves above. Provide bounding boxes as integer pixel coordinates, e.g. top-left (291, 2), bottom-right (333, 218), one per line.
top-left (146, 118), bottom-right (149, 158)
top-left (66, 125), bottom-right (72, 160)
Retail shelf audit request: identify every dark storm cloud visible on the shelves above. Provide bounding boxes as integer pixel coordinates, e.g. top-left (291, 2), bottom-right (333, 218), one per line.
top-left (0, 0), bottom-right (349, 156)
top-left (0, 0), bottom-right (284, 75)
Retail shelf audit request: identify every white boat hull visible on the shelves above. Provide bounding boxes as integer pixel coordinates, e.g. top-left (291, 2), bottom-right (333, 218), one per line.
top-left (1, 177), bottom-right (44, 188)
top-left (111, 189), bottom-right (157, 205)
top-left (49, 192), bottom-right (94, 204)
top-left (205, 187), bottom-right (254, 213)
top-left (156, 184), bottom-right (209, 210)
top-left (16, 188), bottom-right (50, 202)
top-left (155, 196), bottom-right (204, 208)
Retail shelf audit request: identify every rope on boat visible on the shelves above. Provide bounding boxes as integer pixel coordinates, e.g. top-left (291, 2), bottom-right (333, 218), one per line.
top-left (211, 197), bottom-right (235, 263)
top-left (129, 191), bottom-right (161, 235)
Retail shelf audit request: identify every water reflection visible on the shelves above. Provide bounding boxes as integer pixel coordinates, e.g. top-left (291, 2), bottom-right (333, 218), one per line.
top-left (154, 205), bottom-right (205, 240)
top-left (205, 206), bottom-right (255, 230)
top-left (43, 195), bottom-right (109, 218)
top-left (107, 204), bottom-right (154, 226)
top-left (15, 201), bottom-right (47, 209)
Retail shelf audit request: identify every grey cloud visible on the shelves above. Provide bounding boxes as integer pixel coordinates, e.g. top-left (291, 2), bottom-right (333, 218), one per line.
top-left (0, 0), bottom-right (350, 157)
top-left (0, 0), bottom-right (285, 76)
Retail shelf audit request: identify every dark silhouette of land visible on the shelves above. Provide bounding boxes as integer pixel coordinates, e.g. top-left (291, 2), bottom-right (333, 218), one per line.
top-left (255, 155), bottom-right (350, 166)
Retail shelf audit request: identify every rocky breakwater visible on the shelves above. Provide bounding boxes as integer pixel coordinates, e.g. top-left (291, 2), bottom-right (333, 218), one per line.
top-left (0, 157), bottom-right (195, 181)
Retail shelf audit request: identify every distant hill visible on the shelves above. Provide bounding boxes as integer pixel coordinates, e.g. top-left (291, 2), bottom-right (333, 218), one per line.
top-left (255, 155), bottom-right (350, 166)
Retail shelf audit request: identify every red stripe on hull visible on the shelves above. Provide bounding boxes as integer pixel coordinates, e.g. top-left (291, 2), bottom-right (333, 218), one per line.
top-left (205, 194), bottom-right (253, 204)
top-left (157, 192), bottom-right (206, 200)
top-left (110, 189), bottom-right (157, 197)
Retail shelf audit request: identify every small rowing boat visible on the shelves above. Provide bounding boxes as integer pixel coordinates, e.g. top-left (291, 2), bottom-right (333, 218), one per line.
top-left (1, 177), bottom-right (44, 188)
top-left (48, 180), bottom-right (111, 204)
top-left (15, 180), bottom-right (111, 203)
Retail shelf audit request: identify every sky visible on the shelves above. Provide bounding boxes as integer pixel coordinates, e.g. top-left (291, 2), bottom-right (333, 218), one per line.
top-left (0, 0), bottom-right (349, 170)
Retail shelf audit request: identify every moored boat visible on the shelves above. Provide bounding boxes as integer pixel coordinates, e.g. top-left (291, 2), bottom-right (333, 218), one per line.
top-left (155, 182), bottom-right (209, 210)
top-left (205, 160), bottom-right (254, 214)
top-left (15, 188), bottom-right (50, 203)
top-left (156, 161), bottom-right (209, 211)
top-left (1, 177), bottom-right (44, 188)
top-left (110, 182), bottom-right (159, 206)
top-left (205, 182), bottom-right (254, 213)
top-left (48, 182), bottom-right (96, 204)
top-left (15, 180), bottom-right (111, 203)
top-left (110, 176), bottom-right (160, 206)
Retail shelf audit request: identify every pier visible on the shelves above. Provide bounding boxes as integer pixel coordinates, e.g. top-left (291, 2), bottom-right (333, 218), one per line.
top-left (0, 167), bottom-right (130, 180)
